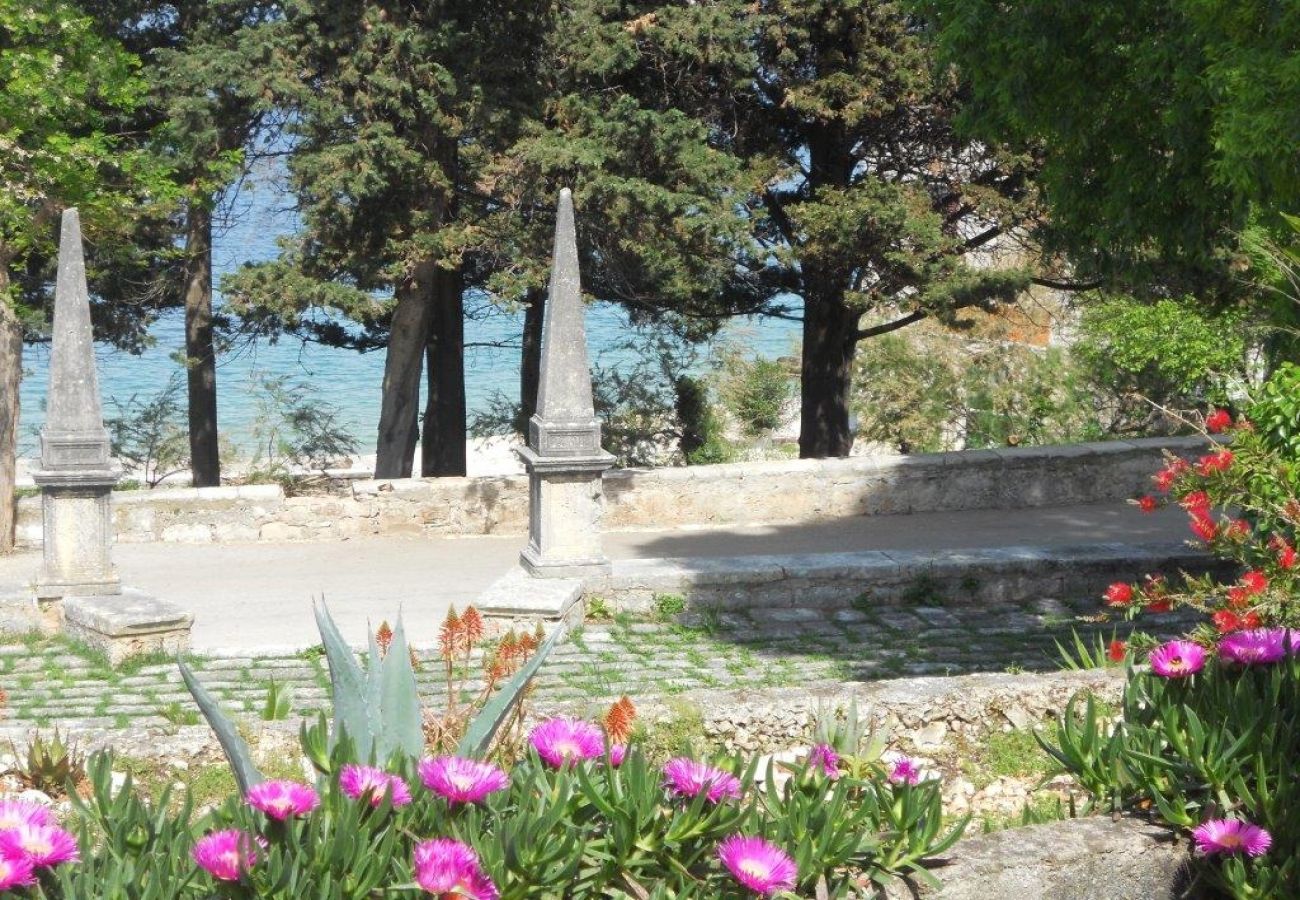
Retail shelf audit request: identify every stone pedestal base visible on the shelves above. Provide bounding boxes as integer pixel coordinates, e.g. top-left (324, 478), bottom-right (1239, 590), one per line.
top-left (518, 448), bottom-right (613, 578)
top-left (476, 566), bottom-right (586, 620)
top-left (31, 477), bottom-right (120, 601)
top-left (62, 589), bottom-right (193, 666)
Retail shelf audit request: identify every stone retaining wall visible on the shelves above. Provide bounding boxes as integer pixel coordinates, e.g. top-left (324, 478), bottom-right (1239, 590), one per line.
top-left (15, 437), bottom-right (1203, 546)
top-left (594, 542), bottom-right (1227, 613)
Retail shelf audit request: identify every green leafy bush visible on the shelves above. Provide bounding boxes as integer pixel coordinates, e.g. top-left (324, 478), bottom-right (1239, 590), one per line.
top-left (717, 352), bottom-right (793, 437)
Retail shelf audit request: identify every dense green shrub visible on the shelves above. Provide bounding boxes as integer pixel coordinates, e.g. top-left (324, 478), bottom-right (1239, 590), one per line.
top-left (674, 376), bottom-right (733, 465)
top-left (717, 352), bottom-right (793, 438)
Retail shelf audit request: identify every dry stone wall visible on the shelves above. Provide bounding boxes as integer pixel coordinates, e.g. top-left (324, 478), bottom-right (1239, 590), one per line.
top-left (15, 437), bottom-right (1203, 546)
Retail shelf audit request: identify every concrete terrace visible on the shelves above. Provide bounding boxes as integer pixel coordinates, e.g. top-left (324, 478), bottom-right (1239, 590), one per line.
top-left (0, 499), bottom-right (1192, 652)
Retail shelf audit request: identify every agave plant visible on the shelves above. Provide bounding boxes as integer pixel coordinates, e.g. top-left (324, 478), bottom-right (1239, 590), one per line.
top-left (180, 602), bottom-right (565, 791)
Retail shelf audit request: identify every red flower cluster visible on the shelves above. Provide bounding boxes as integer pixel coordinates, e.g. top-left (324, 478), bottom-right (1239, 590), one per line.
top-left (1195, 449), bottom-right (1234, 477)
top-left (1205, 408), bottom-right (1234, 434)
top-left (1152, 458), bottom-right (1189, 492)
top-left (1268, 535), bottom-right (1297, 569)
top-left (1104, 582), bottom-right (1134, 607)
top-left (1107, 640), bottom-right (1127, 662)
top-left (1213, 610), bottom-right (1261, 633)
top-left (1136, 495), bottom-right (1159, 513)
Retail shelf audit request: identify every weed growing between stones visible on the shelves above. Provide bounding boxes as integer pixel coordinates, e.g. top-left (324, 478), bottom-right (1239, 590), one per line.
top-left (1047, 403), bottom-right (1300, 898)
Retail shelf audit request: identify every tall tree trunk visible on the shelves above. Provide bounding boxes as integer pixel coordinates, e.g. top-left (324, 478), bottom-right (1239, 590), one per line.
top-left (183, 203), bottom-right (221, 486)
top-left (517, 285), bottom-right (545, 432)
top-left (375, 260), bottom-right (436, 478)
top-left (0, 270), bottom-right (20, 554)
top-left (420, 265), bottom-right (467, 477)
top-left (798, 294), bottom-right (858, 458)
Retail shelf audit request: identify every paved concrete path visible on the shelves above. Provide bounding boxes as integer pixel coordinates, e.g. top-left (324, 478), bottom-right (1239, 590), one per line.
top-left (0, 501), bottom-right (1189, 652)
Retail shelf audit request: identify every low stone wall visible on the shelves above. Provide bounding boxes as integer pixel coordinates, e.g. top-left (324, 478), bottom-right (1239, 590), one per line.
top-left (594, 542), bottom-right (1227, 613)
top-left (15, 437), bottom-right (1203, 546)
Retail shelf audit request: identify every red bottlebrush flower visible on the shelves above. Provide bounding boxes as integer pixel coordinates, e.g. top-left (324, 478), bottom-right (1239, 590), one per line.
top-left (1241, 570), bottom-right (1269, 595)
top-left (375, 621), bottom-right (394, 658)
top-left (1205, 409), bottom-right (1233, 434)
top-left (1196, 450), bottom-right (1234, 476)
top-left (1180, 491), bottom-right (1212, 514)
top-left (1153, 459), bottom-right (1189, 492)
top-left (1137, 495), bottom-right (1159, 513)
top-left (1226, 586), bottom-right (1250, 609)
top-left (603, 696), bottom-right (637, 744)
top-left (1225, 519), bottom-right (1250, 540)
top-left (1213, 610), bottom-right (1242, 633)
top-left (1104, 582), bottom-right (1134, 607)
top-left (1243, 611), bottom-right (1261, 629)
top-left (1146, 598), bottom-right (1173, 613)
top-left (1271, 536), bottom-right (1298, 569)
top-left (1189, 514), bottom-right (1218, 543)
top-left (1107, 640), bottom-right (1127, 662)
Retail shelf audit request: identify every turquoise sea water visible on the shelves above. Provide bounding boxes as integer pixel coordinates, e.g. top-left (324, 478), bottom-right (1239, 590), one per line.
top-left (16, 186), bottom-right (800, 458)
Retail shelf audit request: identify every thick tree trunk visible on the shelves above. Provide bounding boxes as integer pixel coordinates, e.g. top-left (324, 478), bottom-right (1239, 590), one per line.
top-left (518, 286), bottom-right (545, 432)
top-left (420, 265), bottom-right (467, 477)
top-left (375, 260), bottom-right (436, 478)
top-left (798, 295), bottom-right (858, 458)
top-left (0, 271), bottom-right (20, 554)
top-left (183, 204), bottom-right (221, 487)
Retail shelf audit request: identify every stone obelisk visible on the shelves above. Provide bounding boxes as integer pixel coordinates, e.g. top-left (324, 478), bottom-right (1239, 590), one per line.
top-left (517, 189), bottom-right (614, 577)
top-left (32, 209), bottom-right (121, 601)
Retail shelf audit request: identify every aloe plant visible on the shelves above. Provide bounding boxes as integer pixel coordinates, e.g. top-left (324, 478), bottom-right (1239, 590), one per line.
top-left (458, 622), bottom-right (567, 758)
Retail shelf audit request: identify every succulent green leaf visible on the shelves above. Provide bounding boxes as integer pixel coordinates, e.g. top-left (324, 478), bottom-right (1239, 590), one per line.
top-left (375, 614), bottom-right (424, 761)
top-left (177, 656), bottom-right (263, 793)
top-left (315, 600), bottom-right (379, 759)
top-left (458, 623), bottom-right (567, 758)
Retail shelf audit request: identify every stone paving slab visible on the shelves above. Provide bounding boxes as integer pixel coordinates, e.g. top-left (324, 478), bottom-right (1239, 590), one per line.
top-left (0, 593), bottom-right (1197, 731)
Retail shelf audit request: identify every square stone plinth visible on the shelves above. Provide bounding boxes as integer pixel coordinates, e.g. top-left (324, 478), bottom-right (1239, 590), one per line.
top-left (475, 566), bottom-right (586, 624)
top-left (62, 589), bottom-right (193, 666)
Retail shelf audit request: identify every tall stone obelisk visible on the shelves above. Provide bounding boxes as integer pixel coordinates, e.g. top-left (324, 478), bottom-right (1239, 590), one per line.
top-left (518, 189), bottom-right (614, 577)
top-left (32, 209), bottom-right (121, 601)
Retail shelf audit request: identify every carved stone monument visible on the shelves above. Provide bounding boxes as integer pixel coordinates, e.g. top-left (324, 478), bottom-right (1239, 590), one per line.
top-left (32, 209), bottom-right (121, 602)
top-left (29, 209), bottom-right (192, 663)
top-left (517, 189), bottom-right (615, 578)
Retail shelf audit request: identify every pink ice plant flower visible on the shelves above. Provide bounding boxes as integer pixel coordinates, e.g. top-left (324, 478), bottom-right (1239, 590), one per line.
top-left (412, 838), bottom-right (499, 899)
top-left (192, 830), bottom-right (259, 882)
top-left (339, 764), bottom-right (412, 808)
top-left (888, 757), bottom-right (922, 785)
top-left (419, 757), bottom-right (510, 805)
top-left (0, 824), bottom-right (79, 868)
top-left (808, 744), bottom-right (840, 779)
top-left (529, 718), bottom-right (605, 768)
top-left (1218, 628), bottom-right (1288, 666)
top-left (246, 780), bottom-right (320, 820)
top-left (0, 800), bottom-right (54, 831)
top-left (1148, 640), bottom-right (1207, 678)
top-left (663, 758), bottom-right (743, 804)
top-left (717, 835), bottom-right (798, 896)
top-left (1193, 819), bottom-right (1272, 857)
top-left (607, 744), bottom-right (627, 767)
top-left (0, 847), bottom-right (34, 892)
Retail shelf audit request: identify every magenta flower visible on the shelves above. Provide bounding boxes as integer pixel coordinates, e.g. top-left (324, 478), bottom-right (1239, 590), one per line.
top-left (0, 849), bottom-right (34, 891)
top-left (1218, 628), bottom-right (1288, 666)
top-left (1288, 629), bottom-right (1300, 655)
top-left (192, 830), bottom-right (259, 882)
top-left (663, 758), bottom-right (743, 804)
top-left (1148, 640), bottom-right (1207, 678)
top-left (529, 718), bottom-right (605, 768)
top-left (808, 744), bottom-right (840, 779)
top-left (339, 764), bottom-right (412, 808)
top-left (0, 824), bottom-right (79, 868)
top-left (0, 800), bottom-right (54, 831)
top-left (412, 838), bottom-right (499, 899)
top-left (419, 757), bottom-right (510, 805)
top-left (888, 757), bottom-right (922, 785)
top-left (247, 780), bottom-right (320, 820)
top-left (1193, 819), bottom-right (1272, 857)
top-left (608, 744), bottom-right (627, 767)
top-left (718, 835), bottom-right (797, 896)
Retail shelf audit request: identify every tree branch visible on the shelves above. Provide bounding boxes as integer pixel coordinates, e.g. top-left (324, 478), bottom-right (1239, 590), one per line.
top-left (856, 310), bottom-right (927, 340)
top-left (1031, 276), bottom-right (1103, 291)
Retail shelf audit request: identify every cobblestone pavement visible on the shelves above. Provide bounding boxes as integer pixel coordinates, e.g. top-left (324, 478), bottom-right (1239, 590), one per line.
top-left (0, 594), bottom-right (1196, 732)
